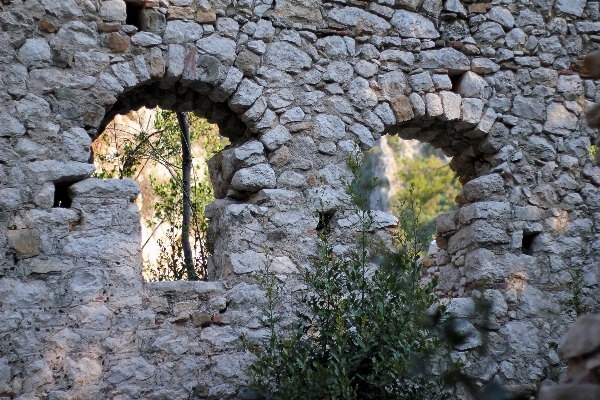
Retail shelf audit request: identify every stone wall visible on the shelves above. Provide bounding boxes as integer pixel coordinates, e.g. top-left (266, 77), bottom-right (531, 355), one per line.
top-left (1, 0), bottom-right (600, 398)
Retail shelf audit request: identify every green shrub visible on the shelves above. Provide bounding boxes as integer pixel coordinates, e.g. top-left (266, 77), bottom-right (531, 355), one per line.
top-left (244, 153), bottom-right (458, 400)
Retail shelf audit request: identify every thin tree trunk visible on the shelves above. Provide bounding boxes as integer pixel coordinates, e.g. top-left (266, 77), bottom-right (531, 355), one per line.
top-left (177, 111), bottom-right (196, 280)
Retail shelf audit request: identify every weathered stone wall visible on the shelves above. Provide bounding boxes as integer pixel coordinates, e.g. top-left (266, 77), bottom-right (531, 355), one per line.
top-left (1, 0), bottom-right (600, 398)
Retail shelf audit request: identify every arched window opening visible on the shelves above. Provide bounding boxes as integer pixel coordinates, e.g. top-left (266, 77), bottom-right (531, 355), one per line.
top-left (362, 136), bottom-right (461, 240)
top-left (92, 107), bottom-right (230, 282)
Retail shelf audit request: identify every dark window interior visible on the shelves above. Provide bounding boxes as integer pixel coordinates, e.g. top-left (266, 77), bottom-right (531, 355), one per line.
top-left (450, 73), bottom-right (465, 92)
top-left (521, 232), bottom-right (539, 255)
top-left (126, 1), bottom-right (145, 29)
top-left (316, 211), bottom-right (334, 233)
top-left (53, 183), bottom-right (73, 208)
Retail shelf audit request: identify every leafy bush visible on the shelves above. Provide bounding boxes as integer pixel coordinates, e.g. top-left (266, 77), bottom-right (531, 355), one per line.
top-left (244, 154), bottom-right (458, 400)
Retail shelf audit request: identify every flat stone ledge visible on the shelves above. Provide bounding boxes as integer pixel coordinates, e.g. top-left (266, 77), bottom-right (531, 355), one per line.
top-left (69, 178), bottom-right (140, 200)
top-left (147, 280), bottom-right (225, 296)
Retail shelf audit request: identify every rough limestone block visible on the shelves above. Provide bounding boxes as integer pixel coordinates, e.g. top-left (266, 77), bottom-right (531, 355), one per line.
top-left (461, 98), bottom-right (484, 124)
top-left (234, 50), bottom-right (261, 77)
top-left (425, 93), bottom-right (443, 117)
top-left (165, 44), bottom-right (185, 82)
top-left (379, 70), bottom-right (408, 100)
top-left (391, 10), bottom-right (440, 39)
top-left (447, 220), bottom-right (510, 254)
top-left (314, 114), bottom-right (346, 139)
top-left (18, 39), bottom-right (51, 68)
top-left (164, 21), bottom-right (204, 44)
top-left (349, 123), bottom-right (375, 148)
top-left (478, 122), bottom-right (509, 153)
top-left (62, 127), bottom-right (92, 162)
top-left (380, 49), bottom-right (416, 69)
top-left (228, 79), bottom-right (263, 113)
top-left (140, 9), bottom-right (166, 33)
top-left (557, 75), bottom-right (584, 101)
top-left (0, 112), bottom-right (26, 136)
top-left (444, 0), bottom-right (467, 17)
top-left (210, 67), bottom-right (243, 103)
top-left (471, 58), bottom-right (500, 74)
top-left (420, 47), bottom-right (470, 72)
top-left (391, 95), bottom-right (415, 122)
top-left (463, 173), bottom-right (505, 202)
top-left (111, 62), bottom-right (138, 88)
top-left (554, 0), bottom-right (586, 17)
top-left (409, 71), bottom-right (434, 92)
top-left (149, 47), bottom-right (165, 79)
top-left (348, 77), bottom-right (378, 108)
top-left (280, 107), bottom-right (305, 125)
top-left (7, 229), bottom-right (41, 257)
top-left (131, 32), bottom-right (162, 47)
top-left (475, 108), bottom-right (498, 134)
top-left (241, 96), bottom-right (267, 125)
top-left (511, 95), bottom-right (546, 121)
top-left (100, 0), bottom-right (126, 22)
top-left (455, 71), bottom-right (490, 99)
top-left (0, 188), bottom-right (23, 210)
top-left (439, 91), bottom-right (461, 120)
top-left (505, 28), bottom-right (527, 48)
top-left (27, 161), bottom-right (96, 182)
top-left (230, 164), bottom-right (276, 192)
top-left (486, 7), bottom-right (515, 28)
top-left (457, 201), bottom-right (511, 224)
top-left (260, 125), bottom-right (292, 151)
top-left (432, 74), bottom-right (452, 90)
top-left (544, 103), bottom-right (578, 135)
top-left (374, 102), bottom-right (396, 125)
top-left (69, 178), bottom-right (140, 200)
top-left (228, 250), bottom-right (267, 274)
top-left (197, 35), bottom-right (236, 64)
top-left (435, 210), bottom-right (457, 235)
top-left (328, 7), bottom-right (391, 34)
top-left (233, 140), bottom-right (266, 167)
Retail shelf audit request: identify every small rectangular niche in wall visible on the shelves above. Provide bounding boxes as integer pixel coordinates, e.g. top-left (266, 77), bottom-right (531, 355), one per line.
top-left (316, 211), bottom-right (334, 233)
top-left (521, 232), bottom-right (540, 255)
top-left (125, 0), bottom-right (145, 29)
top-left (53, 182), bottom-right (73, 208)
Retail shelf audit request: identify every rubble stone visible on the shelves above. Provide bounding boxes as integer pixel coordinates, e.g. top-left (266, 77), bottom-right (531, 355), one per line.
top-left (2, 1), bottom-right (600, 398)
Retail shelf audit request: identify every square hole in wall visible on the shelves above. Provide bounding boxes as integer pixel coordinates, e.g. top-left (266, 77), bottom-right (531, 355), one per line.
top-left (521, 232), bottom-right (540, 255)
top-left (316, 211), bottom-right (334, 233)
top-left (53, 182), bottom-right (73, 208)
top-left (125, 1), bottom-right (145, 30)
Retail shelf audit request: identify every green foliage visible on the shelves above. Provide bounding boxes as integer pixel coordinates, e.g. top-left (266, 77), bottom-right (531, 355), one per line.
top-left (93, 109), bottom-right (228, 281)
top-left (591, 144), bottom-right (599, 163)
top-left (244, 152), bottom-right (458, 400)
top-left (566, 267), bottom-right (587, 316)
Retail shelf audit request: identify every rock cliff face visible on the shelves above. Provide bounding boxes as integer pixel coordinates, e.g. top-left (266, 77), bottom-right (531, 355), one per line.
top-left (1, 0), bottom-right (600, 398)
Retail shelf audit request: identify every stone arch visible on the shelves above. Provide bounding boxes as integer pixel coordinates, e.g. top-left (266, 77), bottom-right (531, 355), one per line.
top-left (2, 0), bottom-right (600, 397)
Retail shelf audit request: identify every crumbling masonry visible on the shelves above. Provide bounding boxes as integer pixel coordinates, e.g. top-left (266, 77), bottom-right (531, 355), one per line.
top-left (1, 0), bottom-right (600, 398)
